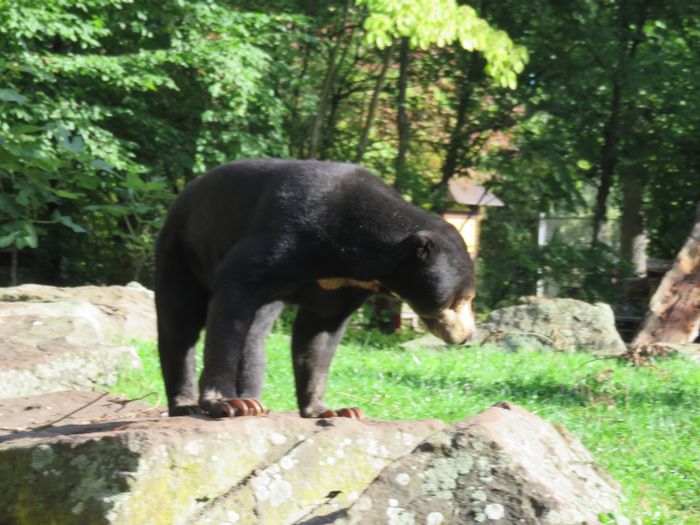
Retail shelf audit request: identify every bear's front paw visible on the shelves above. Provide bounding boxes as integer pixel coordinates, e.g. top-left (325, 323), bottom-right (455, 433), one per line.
top-left (208, 398), bottom-right (268, 418)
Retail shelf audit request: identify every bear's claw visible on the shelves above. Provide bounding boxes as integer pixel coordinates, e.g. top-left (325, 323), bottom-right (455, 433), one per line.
top-left (211, 398), bottom-right (268, 418)
top-left (319, 407), bottom-right (364, 419)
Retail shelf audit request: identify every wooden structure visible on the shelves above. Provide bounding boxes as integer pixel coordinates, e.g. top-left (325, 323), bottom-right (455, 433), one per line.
top-left (442, 177), bottom-right (504, 261)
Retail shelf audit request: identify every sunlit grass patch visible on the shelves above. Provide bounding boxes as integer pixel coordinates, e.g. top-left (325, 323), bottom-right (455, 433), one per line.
top-left (113, 334), bottom-right (700, 524)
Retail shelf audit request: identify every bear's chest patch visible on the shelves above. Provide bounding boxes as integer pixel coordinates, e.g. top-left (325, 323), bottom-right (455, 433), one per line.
top-left (317, 278), bottom-right (381, 293)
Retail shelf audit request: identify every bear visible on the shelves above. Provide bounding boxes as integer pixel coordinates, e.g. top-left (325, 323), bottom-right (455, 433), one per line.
top-left (155, 159), bottom-right (475, 418)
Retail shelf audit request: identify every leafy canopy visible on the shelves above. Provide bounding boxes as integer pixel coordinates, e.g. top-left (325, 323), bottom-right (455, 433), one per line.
top-left (358, 0), bottom-right (528, 88)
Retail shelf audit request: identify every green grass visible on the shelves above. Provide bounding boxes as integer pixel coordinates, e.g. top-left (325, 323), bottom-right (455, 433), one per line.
top-left (113, 333), bottom-right (700, 524)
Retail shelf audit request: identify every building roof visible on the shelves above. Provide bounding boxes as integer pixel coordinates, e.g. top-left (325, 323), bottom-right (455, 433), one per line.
top-left (447, 177), bottom-right (504, 207)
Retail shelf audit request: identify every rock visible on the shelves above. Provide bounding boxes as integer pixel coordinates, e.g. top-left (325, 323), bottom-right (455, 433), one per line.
top-left (343, 402), bottom-right (625, 525)
top-left (478, 297), bottom-right (627, 355)
top-left (0, 390), bottom-right (162, 432)
top-left (0, 391), bottom-right (444, 525)
top-left (0, 284), bottom-right (155, 398)
top-left (0, 393), bottom-right (625, 525)
top-left (0, 282), bottom-right (156, 341)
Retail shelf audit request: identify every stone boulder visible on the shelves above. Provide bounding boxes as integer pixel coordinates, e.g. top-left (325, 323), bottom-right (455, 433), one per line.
top-left (0, 283), bottom-right (155, 398)
top-left (0, 282), bottom-right (156, 341)
top-left (478, 297), bottom-right (627, 355)
top-left (343, 402), bottom-right (624, 525)
top-left (0, 391), bottom-right (443, 525)
top-left (0, 392), bottom-right (624, 525)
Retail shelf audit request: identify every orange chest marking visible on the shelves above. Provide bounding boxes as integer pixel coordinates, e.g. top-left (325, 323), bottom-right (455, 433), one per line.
top-left (317, 278), bottom-right (382, 293)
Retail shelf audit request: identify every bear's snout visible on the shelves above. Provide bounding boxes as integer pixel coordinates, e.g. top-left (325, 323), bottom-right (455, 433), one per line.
top-left (422, 298), bottom-right (476, 345)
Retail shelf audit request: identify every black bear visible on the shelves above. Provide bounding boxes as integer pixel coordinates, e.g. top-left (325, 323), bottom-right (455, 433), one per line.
top-left (155, 159), bottom-right (475, 418)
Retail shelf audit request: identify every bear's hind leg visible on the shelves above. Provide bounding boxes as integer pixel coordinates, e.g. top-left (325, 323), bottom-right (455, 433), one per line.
top-left (155, 264), bottom-right (208, 417)
top-left (208, 301), bottom-right (284, 418)
top-left (199, 279), bottom-right (282, 418)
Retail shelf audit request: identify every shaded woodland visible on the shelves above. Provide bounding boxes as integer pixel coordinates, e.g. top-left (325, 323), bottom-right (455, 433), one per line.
top-left (1, 0), bottom-right (699, 316)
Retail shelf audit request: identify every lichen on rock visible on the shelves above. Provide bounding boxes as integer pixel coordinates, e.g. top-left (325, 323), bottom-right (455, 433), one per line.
top-left (344, 402), bottom-right (624, 525)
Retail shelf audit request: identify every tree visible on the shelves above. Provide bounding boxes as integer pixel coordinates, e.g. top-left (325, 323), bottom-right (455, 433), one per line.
top-left (0, 67), bottom-right (111, 284)
top-left (0, 0), bottom-right (303, 284)
top-left (4, 0), bottom-right (698, 311)
top-left (393, 38), bottom-right (411, 190)
top-left (308, 1), bottom-right (356, 159)
top-left (358, 0), bottom-right (527, 88)
top-left (475, 0), bottom-right (700, 309)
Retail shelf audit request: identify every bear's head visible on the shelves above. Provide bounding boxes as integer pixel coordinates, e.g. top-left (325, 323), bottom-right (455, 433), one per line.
top-left (390, 229), bottom-right (476, 345)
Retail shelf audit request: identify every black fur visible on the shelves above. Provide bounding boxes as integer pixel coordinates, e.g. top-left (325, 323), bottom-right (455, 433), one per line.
top-left (155, 159), bottom-right (474, 417)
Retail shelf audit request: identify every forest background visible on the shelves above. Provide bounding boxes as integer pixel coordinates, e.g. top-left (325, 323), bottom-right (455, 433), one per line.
top-left (1, 0), bottom-right (699, 316)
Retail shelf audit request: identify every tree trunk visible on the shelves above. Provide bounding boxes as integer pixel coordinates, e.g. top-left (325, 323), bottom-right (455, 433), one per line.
top-left (394, 38), bottom-right (410, 191)
top-left (354, 42), bottom-right (396, 163)
top-left (591, 78), bottom-right (622, 245)
top-left (439, 56), bottom-right (475, 188)
top-left (631, 201), bottom-right (700, 347)
top-left (10, 242), bottom-right (18, 286)
top-left (288, 43), bottom-right (312, 158)
top-left (438, 0), bottom-right (486, 189)
top-left (591, 0), bottom-right (648, 245)
top-left (620, 171), bottom-right (648, 275)
top-left (369, 38), bottom-right (410, 333)
top-left (308, 1), bottom-right (352, 158)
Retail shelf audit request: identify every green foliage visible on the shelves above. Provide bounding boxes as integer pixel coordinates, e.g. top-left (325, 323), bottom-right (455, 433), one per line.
top-left (483, 0), bottom-right (700, 255)
top-left (0, 68), bottom-right (114, 255)
top-left (358, 0), bottom-right (528, 88)
top-left (1, 0), bottom-right (698, 309)
top-left (476, 215), bottom-right (540, 310)
top-left (540, 239), bottom-right (631, 304)
top-left (0, 0), bottom-right (304, 283)
top-left (477, 210), bottom-right (631, 311)
top-left (465, 0), bottom-right (700, 311)
top-left (1, 0), bottom-right (534, 284)
top-left (114, 333), bottom-right (700, 523)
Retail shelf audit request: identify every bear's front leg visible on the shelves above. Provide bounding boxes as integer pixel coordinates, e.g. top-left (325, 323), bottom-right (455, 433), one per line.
top-left (291, 288), bottom-right (370, 419)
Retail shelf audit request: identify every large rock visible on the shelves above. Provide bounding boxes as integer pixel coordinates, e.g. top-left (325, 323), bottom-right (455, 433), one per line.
top-left (0, 282), bottom-right (156, 341)
top-left (0, 392), bottom-right (624, 525)
top-left (0, 391), bottom-right (443, 525)
top-left (0, 283), bottom-right (155, 398)
top-left (343, 402), bottom-right (624, 525)
top-left (478, 297), bottom-right (627, 355)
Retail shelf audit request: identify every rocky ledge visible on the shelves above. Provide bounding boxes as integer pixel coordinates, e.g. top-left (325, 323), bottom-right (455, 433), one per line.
top-left (0, 391), bottom-right (625, 525)
top-left (0, 283), bottom-right (154, 398)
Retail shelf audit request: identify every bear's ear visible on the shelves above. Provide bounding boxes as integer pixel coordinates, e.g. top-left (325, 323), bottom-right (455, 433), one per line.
top-left (413, 230), bottom-right (436, 261)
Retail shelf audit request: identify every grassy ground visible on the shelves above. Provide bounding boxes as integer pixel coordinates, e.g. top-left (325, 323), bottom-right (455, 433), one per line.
top-left (113, 333), bottom-right (700, 524)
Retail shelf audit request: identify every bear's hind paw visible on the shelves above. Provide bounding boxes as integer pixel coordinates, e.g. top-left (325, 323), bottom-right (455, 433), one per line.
top-left (319, 407), bottom-right (364, 420)
top-left (210, 398), bottom-right (268, 418)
